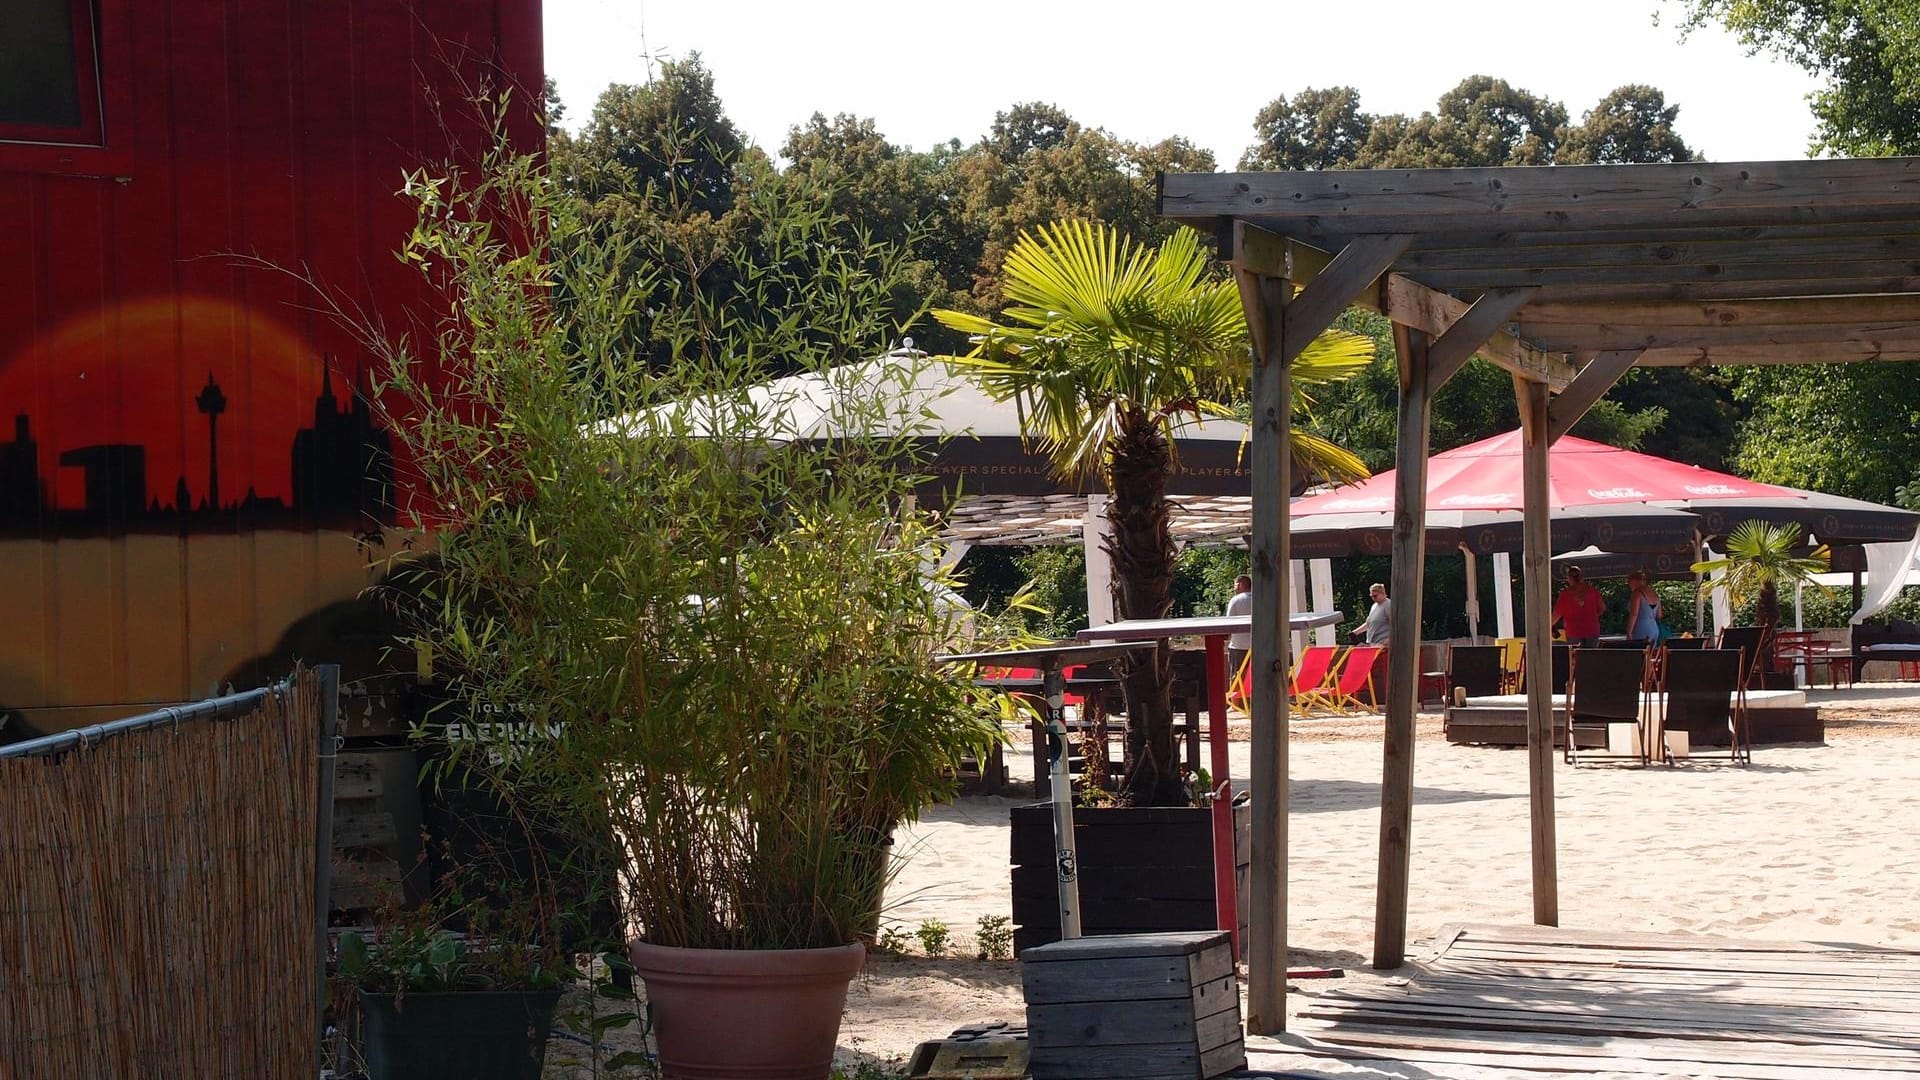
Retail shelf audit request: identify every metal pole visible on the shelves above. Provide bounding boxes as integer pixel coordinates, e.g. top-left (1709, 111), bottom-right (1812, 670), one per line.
top-left (314, 665), bottom-right (341, 1062)
top-left (1043, 665), bottom-right (1081, 939)
top-left (1203, 634), bottom-right (1237, 959)
top-left (0, 687), bottom-right (276, 759)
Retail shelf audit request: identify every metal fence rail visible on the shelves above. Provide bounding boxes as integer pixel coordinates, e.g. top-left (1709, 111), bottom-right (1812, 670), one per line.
top-left (0, 665), bottom-right (337, 1080)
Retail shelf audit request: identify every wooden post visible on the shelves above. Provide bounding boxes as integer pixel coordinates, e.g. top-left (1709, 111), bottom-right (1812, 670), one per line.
top-left (1517, 376), bottom-right (1560, 926)
top-left (1237, 269), bottom-right (1291, 1034)
top-left (1373, 323), bottom-right (1432, 969)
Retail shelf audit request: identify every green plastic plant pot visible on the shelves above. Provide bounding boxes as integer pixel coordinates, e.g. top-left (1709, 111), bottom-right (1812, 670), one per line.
top-left (357, 988), bottom-right (563, 1080)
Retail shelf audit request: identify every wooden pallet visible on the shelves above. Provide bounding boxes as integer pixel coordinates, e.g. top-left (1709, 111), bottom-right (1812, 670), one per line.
top-left (1249, 923), bottom-right (1920, 1078)
top-left (329, 752), bottom-right (403, 914)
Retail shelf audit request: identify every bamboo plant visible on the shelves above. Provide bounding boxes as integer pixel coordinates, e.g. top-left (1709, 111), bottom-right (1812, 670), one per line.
top-left (341, 107), bottom-right (1002, 954)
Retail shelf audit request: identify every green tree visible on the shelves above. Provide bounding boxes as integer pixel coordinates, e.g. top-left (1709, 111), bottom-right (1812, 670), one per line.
top-left (1239, 86), bottom-right (1374, 170)
top-left (944, 103), bottom-right (1213, 315)
top-left (935, 220), bottom-right (1371, 804)
top-left (1729, 364), bottom-right (1920, 503)
top-left (1241, 79), bottom-right (1702, 169)
top-left (781, 112), bottom-right (957, 338)
top-left (560, 54), bottom-right (747, 214)
top-left (1354, 76), bottom-right (1567, 168)
top-left (1559, 85), bottom-right (1701, 163)
top-left (1671, 0), bottom-right (1920, 155)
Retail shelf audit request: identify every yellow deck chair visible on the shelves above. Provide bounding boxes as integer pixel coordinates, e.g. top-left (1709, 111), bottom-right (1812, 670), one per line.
top-left (1494, 636), bottom-right (1526, 693)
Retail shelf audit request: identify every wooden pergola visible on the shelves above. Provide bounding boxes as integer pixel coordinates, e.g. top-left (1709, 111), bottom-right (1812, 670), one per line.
top-left (1158, 157), bottom-right (1920, 1034)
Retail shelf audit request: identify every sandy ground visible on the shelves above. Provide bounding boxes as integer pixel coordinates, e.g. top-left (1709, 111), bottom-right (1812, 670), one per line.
top-left (837, 682), bottom-right (1920, 1070)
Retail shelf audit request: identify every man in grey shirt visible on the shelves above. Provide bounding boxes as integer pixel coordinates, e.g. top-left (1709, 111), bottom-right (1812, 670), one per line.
top-left (1225, 575), bottom-right (1253, 682)
top-left (1351, 582), bottom-right (1391, 645)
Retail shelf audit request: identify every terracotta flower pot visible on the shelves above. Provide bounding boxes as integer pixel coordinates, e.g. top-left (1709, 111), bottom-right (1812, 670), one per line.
top-left (628, 939), bottom-right (865, 1079)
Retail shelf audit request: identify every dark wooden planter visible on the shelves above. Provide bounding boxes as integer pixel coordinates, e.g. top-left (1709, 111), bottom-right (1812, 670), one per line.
top-left (1009, 802), bottom-right (1251, 954)
top-left (357, 989), bottom-right (562, 1080)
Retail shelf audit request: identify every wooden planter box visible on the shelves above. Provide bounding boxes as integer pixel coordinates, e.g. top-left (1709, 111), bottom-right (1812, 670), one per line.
top-left (1009, 802), bottom-right (1251, 954)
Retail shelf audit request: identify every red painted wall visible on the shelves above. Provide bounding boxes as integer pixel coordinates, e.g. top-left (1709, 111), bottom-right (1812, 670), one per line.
top-left (0, 0), bottom-right (543, 730)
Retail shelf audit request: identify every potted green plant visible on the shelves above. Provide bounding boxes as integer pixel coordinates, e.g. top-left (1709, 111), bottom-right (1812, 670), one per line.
top-left (336, 908), bottom-right (567, 1080)
top-left (1693, 520), bottom-right (1832, 681)
top-left (340, 107), bottom-right (1001, 1079)
top-left (932, 221), bottom-right (1369, 947)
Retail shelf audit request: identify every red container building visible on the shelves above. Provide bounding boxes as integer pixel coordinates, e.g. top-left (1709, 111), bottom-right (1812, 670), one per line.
top-left (0, 0), bottom-right (543, 736)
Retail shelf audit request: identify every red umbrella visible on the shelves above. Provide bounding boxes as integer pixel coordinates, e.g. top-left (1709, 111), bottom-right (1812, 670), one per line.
top-left (1292, 431), bottom-right (1796, 515)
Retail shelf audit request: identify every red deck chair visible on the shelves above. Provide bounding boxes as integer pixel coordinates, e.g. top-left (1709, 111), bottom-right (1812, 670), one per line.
top-left (1301, 645), bottom-right (1385, 715)
top-left (1287, 645), bottom-right (1342, 709)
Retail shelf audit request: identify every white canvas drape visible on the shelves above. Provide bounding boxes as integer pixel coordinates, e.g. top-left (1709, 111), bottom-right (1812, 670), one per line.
top-left (1851, 532), bottom-right (1920, 624)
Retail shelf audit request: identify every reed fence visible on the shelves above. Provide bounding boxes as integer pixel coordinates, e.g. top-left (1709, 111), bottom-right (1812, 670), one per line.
top-left (0, 666), bottom-right (336, 1079)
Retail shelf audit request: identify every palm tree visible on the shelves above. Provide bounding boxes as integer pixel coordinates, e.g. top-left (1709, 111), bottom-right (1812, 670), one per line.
top-left (935, 219), bottom-right (1372, 805)
top-left (1692, 520), bottom-right (1832, 628)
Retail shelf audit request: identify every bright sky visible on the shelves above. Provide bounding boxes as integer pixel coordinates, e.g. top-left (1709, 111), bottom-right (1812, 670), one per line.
top-left (542, 0), bottom-right (1827, 166)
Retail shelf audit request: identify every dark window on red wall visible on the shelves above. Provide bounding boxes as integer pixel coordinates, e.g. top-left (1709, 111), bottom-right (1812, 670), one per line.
top-left (0, 0), bottom-right (103, 146)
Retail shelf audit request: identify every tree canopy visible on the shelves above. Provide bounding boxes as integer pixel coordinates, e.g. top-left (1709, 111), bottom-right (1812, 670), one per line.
top-left (1240, 77), bottom-right (1697, 169)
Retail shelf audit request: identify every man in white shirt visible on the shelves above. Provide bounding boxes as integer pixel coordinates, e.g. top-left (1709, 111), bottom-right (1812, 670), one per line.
top-left (1225, 575), bottom-right (1253, 681)
top-left (1352, 582), bottom-right (1391, 645)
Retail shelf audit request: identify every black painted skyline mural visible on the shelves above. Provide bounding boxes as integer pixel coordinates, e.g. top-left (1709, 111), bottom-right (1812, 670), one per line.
top-left (0, 358), bottom-right (393, 535)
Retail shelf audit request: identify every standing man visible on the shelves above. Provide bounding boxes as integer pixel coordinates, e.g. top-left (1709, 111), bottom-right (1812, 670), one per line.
top-left (1352, 582), bottom-right (1391, 645)
top-left (1225, 575), bottom-right (1253, 689)
top-left (1553, 565), bottom-right (1605, 648)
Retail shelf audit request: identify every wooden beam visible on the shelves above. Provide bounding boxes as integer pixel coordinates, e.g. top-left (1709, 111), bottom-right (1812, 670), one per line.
top-left (1428, 288), bottom-right (1538, 389)
top-left (1235, 267), bottom-right (1291, 1036)
top-left (1521, 322), bottom-right (1920, 353)
top-left (1638, 342), bottom-right (1920, 366)
top-left (1545, 350), bottom-right (1643, 444)
top-left (1495, 276), bottom-right (1920, 303)
top-left (1381, 276), bottom-right (1572, 388)
top-left (1396, 232), bottom-right (1920, 274)
top-left (1161, 158), bottom-right (1920, 234)
top-left (1410, 257), bottom-right (1920, 292)
top-left (1278, 233), bottom-right (1414, 363)
top-left (1515, 376), bottom-right (1559, 928)
top-left (1522, 294), bottom-right (1920, 327)
top-left (1374, 321), bottom-right (1431, 971)
top-left (1232, 224), bottom-right (1575, 389)
top-left (1377, 217), bottom-right (1920, 251)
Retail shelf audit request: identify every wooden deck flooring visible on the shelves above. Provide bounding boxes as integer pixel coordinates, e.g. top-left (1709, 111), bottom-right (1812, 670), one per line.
top-left (1245, 923), bottom-right (1920, 1078)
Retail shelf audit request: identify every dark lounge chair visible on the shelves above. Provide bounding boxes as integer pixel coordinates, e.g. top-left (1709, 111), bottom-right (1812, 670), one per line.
top-left (1655, 647), bottom-right (1750, 766)
top-left (1446, 644), bottom-right (1505, 701)
top-left (1565, 646), bottom-right (1653, 765)
top-left (1717, 626), bottom-right (1773, 690)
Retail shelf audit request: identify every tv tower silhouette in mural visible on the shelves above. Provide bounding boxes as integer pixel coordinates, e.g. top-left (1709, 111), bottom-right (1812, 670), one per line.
top-left (195, 372), bottom-right (226, 511)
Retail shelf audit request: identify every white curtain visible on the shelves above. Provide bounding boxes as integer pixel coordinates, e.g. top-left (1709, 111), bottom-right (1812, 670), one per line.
top-left (1289, 560), bottom-right (1307, 656)
top-left (1083, 494), bottom-right (1114, 626)
top-left (1310, 559), bottom-right (1337, 646)
top-left (1706, 547), bottom-right (1732, 632)
top-left (1852, 532), bottom-right (1920, 624)
top-left (1493, 552), bottom-right (1516, 640)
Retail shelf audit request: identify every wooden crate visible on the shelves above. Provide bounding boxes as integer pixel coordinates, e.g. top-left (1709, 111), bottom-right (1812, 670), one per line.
top-left (1010, 802), bottom-right (1250, 952)
top-left (1021, 930), bottom-right (1244, 1080)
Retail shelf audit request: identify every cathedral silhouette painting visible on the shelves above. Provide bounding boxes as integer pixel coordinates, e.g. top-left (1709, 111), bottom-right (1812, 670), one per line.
top-left (0, 356), bottom-right (394, 536)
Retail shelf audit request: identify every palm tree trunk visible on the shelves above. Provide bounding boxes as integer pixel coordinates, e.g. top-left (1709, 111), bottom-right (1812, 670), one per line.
top-left (1106, 409), bottom-right (1185, 806)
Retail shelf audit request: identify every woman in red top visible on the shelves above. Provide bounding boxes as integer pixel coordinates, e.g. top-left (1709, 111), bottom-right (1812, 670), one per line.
top-left (1552, 566), bottom-right (1604, 648)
